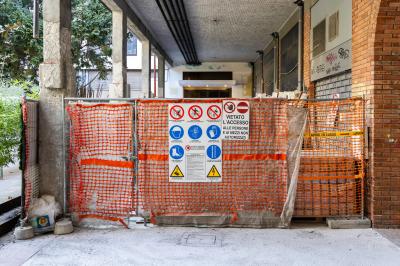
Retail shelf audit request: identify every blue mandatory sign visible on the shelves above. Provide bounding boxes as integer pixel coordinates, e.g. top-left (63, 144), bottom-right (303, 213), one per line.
top-left (188, 125), bottom-right (203, 140)
top-left (169, 145), bottom-right (184, 160)
top-left (169, 125), bottom-right (184, 140)
top-left (206, 145), bottom-right (222, 160)
top-left (206, 125), bottom-right (221, 140)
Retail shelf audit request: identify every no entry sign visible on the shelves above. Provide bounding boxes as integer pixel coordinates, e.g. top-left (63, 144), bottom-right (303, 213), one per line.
top-left (222, 100), bottom-right (250, 140)
top-left (237, 101), bottom-right (249, 114)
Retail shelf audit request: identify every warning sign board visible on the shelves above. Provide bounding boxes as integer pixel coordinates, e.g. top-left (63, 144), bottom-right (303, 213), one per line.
top-left (207, 165), bottom-right (221, 178)
top-left (222, 100), bottom-right (250, 140)
top-left (170, 165), bottom-right (184, 177)
top-left (168, 103), bottom-right (222, 182)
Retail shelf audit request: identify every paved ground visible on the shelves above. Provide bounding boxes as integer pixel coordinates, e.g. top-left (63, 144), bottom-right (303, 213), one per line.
top-left (0, 163), bottom-right (21, 204)
top-left (0, 224), bottom-right (399, 266)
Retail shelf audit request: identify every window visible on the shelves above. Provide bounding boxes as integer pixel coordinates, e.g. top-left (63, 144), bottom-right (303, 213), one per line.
top-left (329, 11), bottom-right (339, 42)
top-left (127, 35), bottom-right (137, 56)
top-left (313, 19), bottom-right (326, 57)
top-left (280, 24), bottom-right (299, 92)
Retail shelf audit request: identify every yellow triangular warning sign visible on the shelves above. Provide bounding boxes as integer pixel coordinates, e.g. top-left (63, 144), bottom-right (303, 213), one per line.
top-left (170, 165), bottom-right (184, 177)
top-left (207, 165), bottom-right (221, 178)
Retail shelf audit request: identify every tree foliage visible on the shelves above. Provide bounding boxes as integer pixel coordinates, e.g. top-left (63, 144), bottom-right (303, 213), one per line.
top-left (0, 0), bottom-right (113, 83)
top-left (0, 98), bottom-right (21, 167)
top-left (72, 0), bottom-right (112, 80)
top-left (0, 0), bottom-right (42, 82)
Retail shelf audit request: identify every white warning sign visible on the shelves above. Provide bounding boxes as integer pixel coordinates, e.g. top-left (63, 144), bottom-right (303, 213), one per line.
top-left (168, 103), bottom-right (222, 182)
top-left (222, 100), bottom-right (250, 140)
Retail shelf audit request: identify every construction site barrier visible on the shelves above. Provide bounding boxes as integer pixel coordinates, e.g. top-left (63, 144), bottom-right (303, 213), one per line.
top-left (21, 98), bottom-right (40, 213)
top-left (65, 97), bottom-right (365, 227)
top-left (295, 99), bottom-right (364, 217)
top-left (67, 103), bottom-right (135, 224)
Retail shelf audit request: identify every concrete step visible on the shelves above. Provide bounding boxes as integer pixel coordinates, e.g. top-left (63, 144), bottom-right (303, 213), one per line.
top-left (327, 217), bottom-right (371, 229)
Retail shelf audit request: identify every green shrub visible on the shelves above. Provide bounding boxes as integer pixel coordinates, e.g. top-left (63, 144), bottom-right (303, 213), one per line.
top-left (0, 97), bottom-right (21, 167)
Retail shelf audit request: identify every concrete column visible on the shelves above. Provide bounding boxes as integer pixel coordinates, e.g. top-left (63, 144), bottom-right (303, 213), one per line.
top-left (39, 0), bottom-right (75, 204)
top-left (141, 40), bottom-right (151, 98)
top-left (157, 57), bottom-right (165, 98)
top-left (109, 10), bottom-right (127, 98)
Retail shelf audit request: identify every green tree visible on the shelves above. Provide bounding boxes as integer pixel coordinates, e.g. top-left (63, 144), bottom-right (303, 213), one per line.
top-left (72, 0), bottom-right (112, 80)
top-left (0, 0), bottom-right (42, 82)
top-left (0, 98), bottom-right (21, 168)
top-left (0, 0), bottom-right (113, 84)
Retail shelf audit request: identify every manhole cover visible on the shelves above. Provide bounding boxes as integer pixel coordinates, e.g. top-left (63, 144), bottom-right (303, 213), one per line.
top-left (179, 232), bottom-right (222, 247)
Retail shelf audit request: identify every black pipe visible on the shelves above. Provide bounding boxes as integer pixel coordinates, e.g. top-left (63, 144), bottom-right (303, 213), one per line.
top-left (256, 50), bottom-right (264, 94)
top-left (271, 32), bottom-right (280, 93)
top-left (176, 0), bottom-right (199, 64)
top-left (250, 62), bottom-right (255, 97)
top-left (156, 0), bottom-right (200, 65)
top-left (178, 0), bottom-right (200, 65)
top-left (155, 0), bottom-right (190, 63)
top-left (167, 0), bottom-right (195, 63)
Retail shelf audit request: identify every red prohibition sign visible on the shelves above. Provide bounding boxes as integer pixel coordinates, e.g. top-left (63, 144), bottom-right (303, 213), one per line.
top-left (169, 105), bottom-right (184, 120)
top-left (237, 101), bottom-right (249, 114)
top-left (207, 105), bottom-right (222, 120)
top-left (188, 105), bottom-right (203, 120)
top-left (224, 101), bottom-right (235, 113)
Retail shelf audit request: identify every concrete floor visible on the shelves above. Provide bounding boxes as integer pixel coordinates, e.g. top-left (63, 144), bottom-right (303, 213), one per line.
top-left (0, 224), bottom-right (399, 266)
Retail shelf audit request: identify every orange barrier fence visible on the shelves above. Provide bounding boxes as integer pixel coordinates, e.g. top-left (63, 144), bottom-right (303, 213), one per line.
top-left (136, 99), bottom-right (289, 224)
top-left (67, 103), bottom-right (135, 221)
top-left (21, 99), bottom-right (39, 213)
top-left (65, 98), bottom-right (365, 226)
top-left (295, 99), bottom-right (364, 217)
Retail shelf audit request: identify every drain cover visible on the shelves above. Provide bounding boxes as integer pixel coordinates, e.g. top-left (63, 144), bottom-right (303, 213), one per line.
top-left (179, 232), bottom-right (222, 247)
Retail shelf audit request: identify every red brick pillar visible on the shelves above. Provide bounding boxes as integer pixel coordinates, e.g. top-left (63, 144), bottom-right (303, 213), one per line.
top-left (352, 0), bottom-right (400, 228)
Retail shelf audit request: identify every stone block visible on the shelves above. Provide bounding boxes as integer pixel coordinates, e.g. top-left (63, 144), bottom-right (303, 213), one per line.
top-left (327, 218), bottom-right (371, 229)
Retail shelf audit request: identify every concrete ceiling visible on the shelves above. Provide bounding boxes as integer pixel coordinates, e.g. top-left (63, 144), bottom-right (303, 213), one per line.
top-left (126, 0), bottom-right (297, 66)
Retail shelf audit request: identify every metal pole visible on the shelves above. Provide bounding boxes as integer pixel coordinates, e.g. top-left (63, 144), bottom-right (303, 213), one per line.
top-left (154, 56), bottom-right (157, 98)
top-left (62, 96), bottom-right (67, 215)
top-left (361, 97), bottom-right (365, 219)
top-left (33, 0), bottom-right (39, 38)
top-left (134, 100), bottom-right (139, 217)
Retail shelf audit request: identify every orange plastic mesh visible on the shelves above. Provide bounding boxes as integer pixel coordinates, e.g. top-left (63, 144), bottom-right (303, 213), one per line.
top-left (21, 99), bottom-right (39, 212)
top-left (65, 98), bottom-right (364, 222)
top-left (293, 99), bottom-right (364, 217)
top-left (67, 103), bottom-right (135, 220)
top-left (136, 99), bottom-right (289, 218)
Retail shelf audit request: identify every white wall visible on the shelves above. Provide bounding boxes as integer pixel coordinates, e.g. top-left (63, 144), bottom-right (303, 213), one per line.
top-left (311, 0), bottom-right (352, 53)
top-left (165, 62), bottom-right (252, 99)
top-left (127, 40), bottom-right (158, 70)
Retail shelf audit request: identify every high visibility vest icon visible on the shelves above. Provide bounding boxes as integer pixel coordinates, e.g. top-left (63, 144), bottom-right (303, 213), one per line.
top-left (170, 165), bottom-right (184, 177)
top-left (207, 165), bottom-right (221, 178)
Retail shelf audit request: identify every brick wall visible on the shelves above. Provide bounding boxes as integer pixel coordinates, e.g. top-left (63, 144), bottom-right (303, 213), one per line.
top-left (303, 3), bottom-right (314, 98)
top-left (315, 71), bottom-right (352, 99)
top-left (352, 0), bottom-right (400, 228)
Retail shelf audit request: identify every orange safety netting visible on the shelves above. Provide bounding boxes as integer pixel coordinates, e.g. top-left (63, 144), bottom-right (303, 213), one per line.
top-left (136, 99), bottom-right (289, 222)
top-left (67, 103), bottom-right (135, 222)
top-left (21, 99), bottom-right (39, 213)
top-left (65, 98), bottom-right (365, 225)
top-left (294, 99), bottom-right (364, 217)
